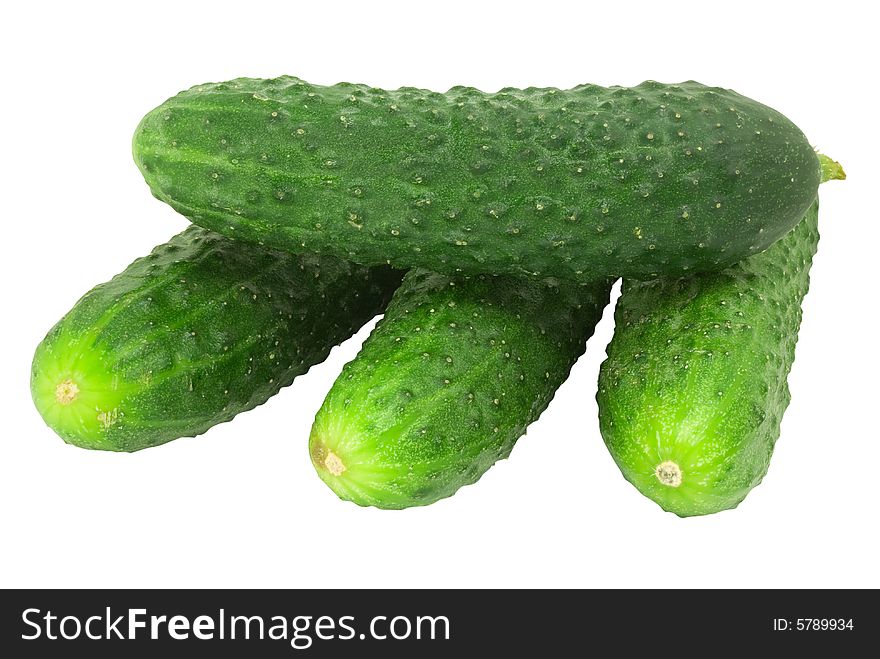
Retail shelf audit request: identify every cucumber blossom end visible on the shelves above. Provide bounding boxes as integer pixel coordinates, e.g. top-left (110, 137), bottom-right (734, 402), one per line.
top-left (655, 461), bottom-right (683, 488)
top-left (31, 338), bottom-right (127, 450)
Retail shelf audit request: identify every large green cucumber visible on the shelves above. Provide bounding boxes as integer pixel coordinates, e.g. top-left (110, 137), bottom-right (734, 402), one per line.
top-left (31, 227), bottom-right (401, 452)
top-left (596, 158), bottom-right (843, 516)
top-left (133, 76), bottom-right (819, 283)
top-left (309, 269), bottom-right (612, 508)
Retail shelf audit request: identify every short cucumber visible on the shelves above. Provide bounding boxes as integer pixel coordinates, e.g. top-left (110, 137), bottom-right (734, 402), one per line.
top-left (133, 76), bottom-right (819, 282)
top-left (596, 157), bottom-right (844, 516)
top-left (31, 227), bottom-right (401, 451)
top-left (310, 269), bottom-right (612, 508)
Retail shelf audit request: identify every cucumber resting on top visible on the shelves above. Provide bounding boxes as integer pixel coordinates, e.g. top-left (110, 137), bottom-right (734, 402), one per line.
top-left (596, 156), bottom-right (844, 516)
top-left (134, 76), bottom-right (819, 283)
top-left (31, 226), bottom-right (402, 452)
top-left (310, 269), bottom-right (612, 508)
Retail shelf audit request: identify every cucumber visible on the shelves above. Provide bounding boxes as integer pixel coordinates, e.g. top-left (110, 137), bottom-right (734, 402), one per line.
top-left (133, 76), bottom-right (819, 283)
top-left (309, 269), bottom-right (612, 508)
top-left (596, 157), bottom-right (844, 516)
top-left (31, 227), bottom-right (401, 452)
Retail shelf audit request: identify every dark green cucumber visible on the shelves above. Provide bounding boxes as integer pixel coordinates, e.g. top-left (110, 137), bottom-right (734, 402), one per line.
top-left (133, 76), bottom-right (819, 283)
top-left (309, 269), bottom-right (612, 508)
top-left (596, 157), bottom-right (844, 516)
top-left (31, 227), bottom-right (401, 452)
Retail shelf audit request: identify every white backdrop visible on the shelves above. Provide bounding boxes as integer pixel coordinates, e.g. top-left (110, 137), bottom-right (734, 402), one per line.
top-left (1, 0), bottom-right (875, 588)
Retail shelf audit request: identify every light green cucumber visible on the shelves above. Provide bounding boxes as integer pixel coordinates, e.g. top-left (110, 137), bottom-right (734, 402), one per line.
top-left (310, 269), bottom-right (612, 508)
top-left (596, 157), bottom-right (844, 516)
top-left (133, 77), bottom-right (820, 282)
top-left (31, 227), bottom-right (401, 451)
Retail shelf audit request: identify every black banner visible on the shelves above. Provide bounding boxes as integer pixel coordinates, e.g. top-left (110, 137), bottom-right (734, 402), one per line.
top-left (0, 589), bottom-right (875, 656)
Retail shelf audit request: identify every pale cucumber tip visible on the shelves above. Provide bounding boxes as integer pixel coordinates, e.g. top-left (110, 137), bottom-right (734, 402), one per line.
top-left (308, 425), bottom-right (417, 510)
top-left (818, 154), bottom-right (846, 182)
top-left (616, 449), bottom-right (745, 517)
top-left (309, 434), bottom-right (359, 500)
top-left (640, 456), bottom-right (747, 518)
top-left (31, 338), bottom-right (125, 451)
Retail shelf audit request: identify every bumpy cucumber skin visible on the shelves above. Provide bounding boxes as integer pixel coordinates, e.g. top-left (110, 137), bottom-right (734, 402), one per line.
top-left (31, 227), bottom-right (401, 452)
top-left (597, 201), bottom-right (820, 516)
top-left (310, 269), bottom-right (612, 509)
top-left (133, 77), bottom-right (819, 283)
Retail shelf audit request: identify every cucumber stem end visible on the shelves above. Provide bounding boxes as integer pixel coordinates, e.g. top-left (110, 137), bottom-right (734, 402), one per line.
top-left (818, 154), bottom-right (846, 182)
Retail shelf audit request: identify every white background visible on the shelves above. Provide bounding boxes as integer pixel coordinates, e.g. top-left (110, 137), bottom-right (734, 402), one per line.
top-left (1, 1), bottom-right (876, 589)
